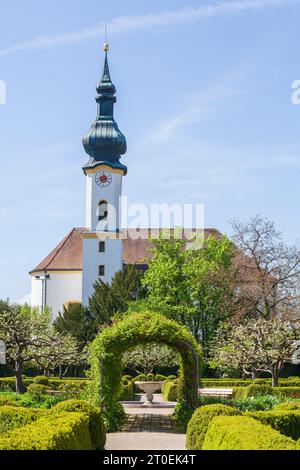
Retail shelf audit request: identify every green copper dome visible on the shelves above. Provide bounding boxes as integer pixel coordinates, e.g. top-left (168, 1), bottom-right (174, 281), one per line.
top-left (82, 47), bottom-right (127, 174)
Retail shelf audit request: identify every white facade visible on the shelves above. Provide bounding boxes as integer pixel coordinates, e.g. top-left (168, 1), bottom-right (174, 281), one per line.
top-left (82, 236), bottom-right (123, 305)
top-left (31, 271), bottom-right (82, 320)
top-left (82, 165), bottom-right (125, 306)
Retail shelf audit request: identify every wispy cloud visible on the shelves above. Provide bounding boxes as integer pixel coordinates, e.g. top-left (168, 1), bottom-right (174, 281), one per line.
top-left (0, 0), bottom-right (298, 58)
top-left (151, 83), bottom-right (243, 144)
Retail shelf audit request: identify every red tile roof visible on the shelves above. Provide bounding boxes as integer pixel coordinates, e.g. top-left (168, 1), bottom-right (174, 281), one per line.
top-left (29, 227), bottom-right (222, 274)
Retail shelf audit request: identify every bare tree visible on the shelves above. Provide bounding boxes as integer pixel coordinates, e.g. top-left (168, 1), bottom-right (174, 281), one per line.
top-left (232, 215), bottom-right (300, 319)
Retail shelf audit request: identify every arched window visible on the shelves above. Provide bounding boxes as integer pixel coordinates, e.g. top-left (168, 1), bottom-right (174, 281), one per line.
top-left (98, 200), bottom-right (108, 222)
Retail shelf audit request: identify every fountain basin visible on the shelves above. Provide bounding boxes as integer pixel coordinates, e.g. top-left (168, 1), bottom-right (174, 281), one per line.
top-left (135, 381), bottom-right (165, 404)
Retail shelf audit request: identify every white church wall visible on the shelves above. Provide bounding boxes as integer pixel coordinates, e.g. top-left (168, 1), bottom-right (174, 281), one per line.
top-left (82, 237), bottom-right (123, 305)
top-left (31, 271), bottom-right (82, 320)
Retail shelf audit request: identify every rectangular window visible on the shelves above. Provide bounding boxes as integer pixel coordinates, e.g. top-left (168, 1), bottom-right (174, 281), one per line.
top-left (99, 241), bottom-right (106, 253)
top-left (99, 265), bottom-right (105, 277)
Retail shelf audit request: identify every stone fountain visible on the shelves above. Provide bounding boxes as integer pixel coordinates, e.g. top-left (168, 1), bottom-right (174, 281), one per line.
top-left (135, 381), bottom-right (165, 405)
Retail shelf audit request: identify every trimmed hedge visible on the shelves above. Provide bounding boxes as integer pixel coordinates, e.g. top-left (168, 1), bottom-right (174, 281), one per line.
top-left (246, 410), bottom-right (300, 440)
top-left (27, 384), bottom-right (48, 396)
top-left (34, 376), bottom-right (49, 386)
top-left (119, 380), bottom-right (135, 401)
top-left (233, 384), bottom-right (300, 399)
top-left (274, 400), bottom-right (300, 411)
top-left (272, 387), bottom-right (300, 399)
top-left (53, 400), bottom-right (106, 450)
top-left (202, 416), bottom-right (297, 450)
top-left (0, 396), bottom-right (20, 407)
top-left (155, 374), bottom-right (168, 381)
top-left (0, 377), bottom-right (88, 393)
top-left (0, 412), bottom-right (92, 450)
top-left (186, 404), bottom-right (241, 450)
top-left (162, 381), bottom-right (178, 402)
top-left (0, 406), bottom-right (44, 435)
top-left (233, 384), bottom-right (273, 399)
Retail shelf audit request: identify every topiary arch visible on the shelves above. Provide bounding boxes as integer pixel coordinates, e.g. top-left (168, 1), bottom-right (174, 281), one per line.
top-left (89, 312), bottom-right (202, 413)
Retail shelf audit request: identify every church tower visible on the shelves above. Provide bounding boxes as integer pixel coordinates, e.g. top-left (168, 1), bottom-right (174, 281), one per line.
top-left (81, 43), bottom-right (127, 305)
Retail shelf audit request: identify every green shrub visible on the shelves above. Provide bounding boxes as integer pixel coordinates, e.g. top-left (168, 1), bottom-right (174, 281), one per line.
top-left (253, 378), bottom-right (270, 385)
top-left (172, 401), bottom-right (194, 432)
top-left (57, 380), bottom-right (87, 399)
top-left (146, 373), bottom-right (155, 381)
top-left (0, 412), bottom-right (92, 450)
top-left (232, 387), bottom-right (249, 399)
top-left (122, 375), bottom-right (132, 381)
top-left (167, 375), bottom-right (177, 381)
top-left (155, 374), bottom-right (167, 381)
top-left (162, 381), bottom-right (178, 401)
top-left (53, 400), bottom-right (106, 450)
top-left (274, 400), bottom-right (300, 411)
top-left (232, 395), bottom-right (281, 412)
top-left (0, 406), bottom-right (44, 435)
top-left (246, 410), bottom-right (300, 440)
top-left (133, 374), bottom-right (147, 382)
top-left (27, 384), bottom-right (48, 397)
top-left (272, 387), bottom-right (300, 399)
top-left (0, 396), bottom-right (20, 407)
top-left (203, 415), bottom-right (297, 450)
top-left (186, 404), bottom-right (241, 450)
top-left (34, 376), bottom-right (49, 386)
top-left (119, 381), bottom-right (134, 401)
top-left (102, 401), bottom-right (127, 432)
top-left (200, 379), bottom-right (251, 388)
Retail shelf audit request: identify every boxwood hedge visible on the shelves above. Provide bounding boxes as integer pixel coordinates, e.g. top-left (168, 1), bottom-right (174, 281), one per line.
top-left (0, 406), bottom-right (45, 435)
top-left (53, 399), bottom-right (106, 450)
top-left (202, 416), bottom-right (297, 450)
top-left (162, 381), bottom-right (178, 402)
top-left (246, 410), bottom-right (300, 440)
top-left (0, 411), bottom-right (92, 450)
top-left (186, 404), bottom-right (240, 450)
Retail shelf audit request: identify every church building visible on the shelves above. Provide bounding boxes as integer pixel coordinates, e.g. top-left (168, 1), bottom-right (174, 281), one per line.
top-left (29, 44), bottom-right (220, 319)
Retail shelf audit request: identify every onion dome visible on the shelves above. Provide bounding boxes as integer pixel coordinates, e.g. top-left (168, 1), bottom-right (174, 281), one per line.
top-left (82, 43), bottom-right (127, 174)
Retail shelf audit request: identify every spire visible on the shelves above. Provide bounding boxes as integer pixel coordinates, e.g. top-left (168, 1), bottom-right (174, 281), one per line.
top-left (96, 43), bottom-right (116, 97)
top-left (82, 43), bottom-right (127, 174)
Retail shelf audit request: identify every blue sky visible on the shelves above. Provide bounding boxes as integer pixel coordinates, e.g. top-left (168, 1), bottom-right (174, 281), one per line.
top-left (0, 0), bottom-right (300, 302)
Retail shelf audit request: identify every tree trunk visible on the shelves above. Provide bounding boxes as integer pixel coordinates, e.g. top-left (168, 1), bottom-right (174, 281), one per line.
top-left (271, 367), bottom-right (279, 387)
top-left (251, 370), bottom-right (259, 380)
top-left (15, 362), bottom-right (25, 394)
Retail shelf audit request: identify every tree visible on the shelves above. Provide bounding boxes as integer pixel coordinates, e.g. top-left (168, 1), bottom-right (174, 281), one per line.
top-left (0, 302), bottom-right (51, 393)
top-left (123, 343), bottom-right (178, 375)
top-left (0, 302), bottom-right (81, 393)
top-left (30, 327), bottom-right (85, 378)
top-left (210, 318), bottom-right (300, 386)
top-left (54, 302), bottom-right (96, 349)
top-left (232, 215), bottom-right (300, 319)
top-left (89, 265), bottom-right (146, 329)
top-left (140, 233), bottom-right (238, 356)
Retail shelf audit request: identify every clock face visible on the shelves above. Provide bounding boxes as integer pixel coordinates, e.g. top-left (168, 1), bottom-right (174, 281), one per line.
top-left (95, 170), bottom-right (112, 188)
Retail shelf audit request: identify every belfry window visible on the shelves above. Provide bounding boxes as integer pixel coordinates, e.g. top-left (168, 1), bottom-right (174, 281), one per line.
top-left (99, 265), bottom-right (105, 277)
top-left (98, 200), bottom-right (108, 221)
